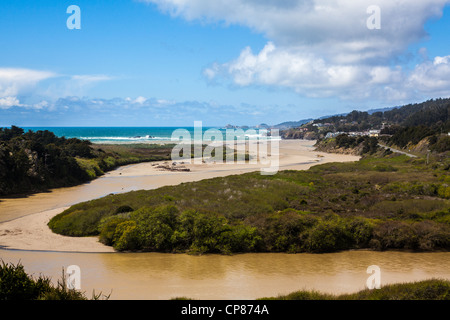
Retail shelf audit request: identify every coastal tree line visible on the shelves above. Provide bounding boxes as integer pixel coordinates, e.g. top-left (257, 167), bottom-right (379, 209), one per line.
top-left (0, 126), bottom-right (93, 195)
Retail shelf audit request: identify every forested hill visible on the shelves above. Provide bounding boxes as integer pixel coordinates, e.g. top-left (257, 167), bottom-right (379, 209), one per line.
top-left (317, 98), bottom-right (450, 131)
top-left (282, 98), bottom-right (450, 142)
top-left (0, 126), bottom-right (94, 196)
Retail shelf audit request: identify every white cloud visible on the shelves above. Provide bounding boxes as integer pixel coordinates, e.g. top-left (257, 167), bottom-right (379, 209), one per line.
top-left (0, 68), bottom-right (56, 99)
top-left (205, 42), bottom-right (407, 99)
top-left (133, 96), bottom-right (147, 104)
top-left (71, 74), bottom-right (114, 85)
top-left (144, 0), bottom-right (450, 102)
top-left (210, 43), bottom-right (450, 101)
top-left (145, 0), bottom-right (448, 62)
top-left (0, 68), bottom-right (115, 109)
top-left (40, 74), bottom-right (114, 99)
top-left (33, 100), bottom-right (50, 110)
top-left (408, 55), bottom-right (450, 96)
top-left (0, 96), bottom-right (22, 109)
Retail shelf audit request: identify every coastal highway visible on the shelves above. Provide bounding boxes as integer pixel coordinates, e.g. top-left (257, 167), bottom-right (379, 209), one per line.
top-left (378, 143), bottom-right (418, 158)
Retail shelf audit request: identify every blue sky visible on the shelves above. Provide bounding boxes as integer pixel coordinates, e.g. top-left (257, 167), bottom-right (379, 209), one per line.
top-left (1, 0), bottom-right (450, 127)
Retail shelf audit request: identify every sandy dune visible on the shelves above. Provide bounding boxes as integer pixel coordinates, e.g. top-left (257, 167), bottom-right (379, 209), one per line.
top-left (0, 140), bottom-right (359, 253)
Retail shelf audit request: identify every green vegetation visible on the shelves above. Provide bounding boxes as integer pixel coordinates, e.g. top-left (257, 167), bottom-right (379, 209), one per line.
top-left (0, 126), bottom-right (175, 196)
top-left (0, 126), bottom-right (91, 195)
top-left (282, 98), bottom-right (450, 150)
top-left (76, 143), bottom-right (176, 179)
top-left (0, 260), bottom-right (109, 300)
top-left (313, 99), bottom-right (449, 165)
top-left (315, 134), bottom-right (380, 155)
top-left (259, 279), bottom-right (450, 300)
top-left (48, 153), bottom-right (450, 254)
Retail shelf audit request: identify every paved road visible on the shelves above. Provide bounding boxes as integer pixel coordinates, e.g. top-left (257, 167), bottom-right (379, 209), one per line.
top-left (378, 143), bottom-right (418, 158)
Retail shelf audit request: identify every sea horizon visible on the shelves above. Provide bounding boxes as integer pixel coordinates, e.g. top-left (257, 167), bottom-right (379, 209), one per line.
top-left (16, 126), bottom-right (276, 144)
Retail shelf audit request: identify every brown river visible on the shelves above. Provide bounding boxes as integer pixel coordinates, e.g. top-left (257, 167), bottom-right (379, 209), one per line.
top-left (1, 249), bottom-right (449, 300)
top-left (0, 141), bottom-right (449, 300)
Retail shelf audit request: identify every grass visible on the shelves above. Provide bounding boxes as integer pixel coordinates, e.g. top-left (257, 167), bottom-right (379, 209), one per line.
top-left (259, 279), bottom-right (450, 300)
top-left (77, 143), bottom-right (177, 179)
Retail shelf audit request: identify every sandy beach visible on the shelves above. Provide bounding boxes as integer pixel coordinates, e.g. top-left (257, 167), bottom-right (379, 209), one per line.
top-left (0, 140), bottom-right (359, 253)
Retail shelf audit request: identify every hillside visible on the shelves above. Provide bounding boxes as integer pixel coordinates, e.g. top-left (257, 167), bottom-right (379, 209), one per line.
top-left (281, 98), bottom-right (450, 142)
top-left (282, 98), bottom-right (450, 161)
top-left (272, 119), bottom-right (313, 130)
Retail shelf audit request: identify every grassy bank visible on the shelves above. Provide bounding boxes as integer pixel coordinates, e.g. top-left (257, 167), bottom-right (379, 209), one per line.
top-left (48, 152), bottom-right (450, 254)
top-left (76, 143), bottom-right (176, 179)
top-left (259, 279), bottom-right (450, 300)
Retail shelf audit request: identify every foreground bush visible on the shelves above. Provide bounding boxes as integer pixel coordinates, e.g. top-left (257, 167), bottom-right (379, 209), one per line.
top-left (0, 261), bottom-right (108, 300)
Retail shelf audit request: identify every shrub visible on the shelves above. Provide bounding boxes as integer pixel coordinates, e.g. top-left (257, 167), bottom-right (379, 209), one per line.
top-left (113, 220), bottom-right (139, 251)
top-left (235, 224), bottom-right (263, 252)
top-left (374, 164), bottom-right (398, 172)
top-left (412, 220), bottom-right (450, 251)
top-left (98, 216), bottom-right (131, 246)
top-left (300, 215), bottom-right (373, 253)
top-left (431, 135), bottom-right (450, 153)
top-left (187, 212), bottom-right (232, 254)
top-left (438, 185), bottom-right (450, 199)
top-left (130, 206), bottom-right (179, 251)
top-left (263, 210), bottom-right (317, 252)
top-left (302, 220), bottom-right (341, 253)
top-left (115, 205), bottom-right (134, 214)
top-left (371, 221), bottom-right (416, 250)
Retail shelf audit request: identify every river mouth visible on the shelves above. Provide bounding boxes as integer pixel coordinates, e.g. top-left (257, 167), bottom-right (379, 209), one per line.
top-left (1, 249), bottom-right (449, 300)
top-left (0, 140), bottom-right (448, 300)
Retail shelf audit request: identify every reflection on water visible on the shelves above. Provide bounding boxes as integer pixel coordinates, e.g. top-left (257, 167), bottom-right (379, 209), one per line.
top-left (1, 249), bottom-right (449, 300)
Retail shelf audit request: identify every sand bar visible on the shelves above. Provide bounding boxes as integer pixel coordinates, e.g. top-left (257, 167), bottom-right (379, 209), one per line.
top-left (0, 140), bottom-right (359, 253)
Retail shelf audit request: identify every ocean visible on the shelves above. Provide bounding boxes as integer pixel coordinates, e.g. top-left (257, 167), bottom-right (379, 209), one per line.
top-left (21, 127), bottom-right (276, 144)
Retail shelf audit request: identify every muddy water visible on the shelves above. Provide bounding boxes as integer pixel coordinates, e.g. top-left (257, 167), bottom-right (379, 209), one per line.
top-left (0, 166), bottom-right (179, 223)
top-left (1, 249), bottom-right (449, 300)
